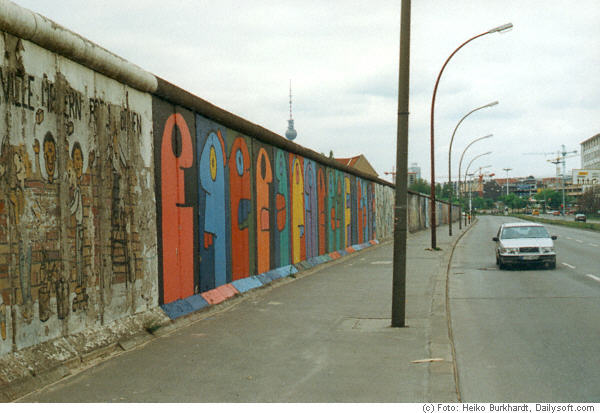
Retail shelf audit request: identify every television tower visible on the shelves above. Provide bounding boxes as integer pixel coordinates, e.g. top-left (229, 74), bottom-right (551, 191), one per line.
top-left (285, 80), bottom-right (297, 141)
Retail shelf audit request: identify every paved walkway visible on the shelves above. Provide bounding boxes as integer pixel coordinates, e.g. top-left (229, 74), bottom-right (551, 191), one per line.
top-left (18, 223), bottom-right (469, 402)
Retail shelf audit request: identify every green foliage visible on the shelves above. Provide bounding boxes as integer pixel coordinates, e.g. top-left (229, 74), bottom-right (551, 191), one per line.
top-left (533, 188), bottom-right (574, 210)
top-left (409, 178), bottom-right (430, 195)
top-left (471, 197), bottom-right (494, 210)
top-left (499, 193), bottom-right (527, 209)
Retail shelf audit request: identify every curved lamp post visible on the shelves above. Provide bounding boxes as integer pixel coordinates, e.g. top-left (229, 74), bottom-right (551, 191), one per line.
top-left (448, 101), bottom-right (498, 235)
top-left (464, 151), bottom-right (492, 224)
top-left (457, 134), bottom-right (493, 219)
top-left (429, 22), bottom-right (512, 249)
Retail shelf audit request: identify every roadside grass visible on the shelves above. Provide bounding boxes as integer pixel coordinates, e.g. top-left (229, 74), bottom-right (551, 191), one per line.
top-left (513, 214), bottom-right (600, 231)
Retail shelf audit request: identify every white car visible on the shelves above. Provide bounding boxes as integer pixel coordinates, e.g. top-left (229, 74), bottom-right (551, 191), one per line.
top-left (493, 222), bottom-right (557, 269)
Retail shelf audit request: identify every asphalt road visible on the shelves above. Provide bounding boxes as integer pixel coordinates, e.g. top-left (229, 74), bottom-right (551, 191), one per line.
top-left (449, 215), bottom-right (600, 402)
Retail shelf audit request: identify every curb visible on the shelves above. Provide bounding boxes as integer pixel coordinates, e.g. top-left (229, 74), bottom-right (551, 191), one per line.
top-left (445, 218), bottom-right (478, 402)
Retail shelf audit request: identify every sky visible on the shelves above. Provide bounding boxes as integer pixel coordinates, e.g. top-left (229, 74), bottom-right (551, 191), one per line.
top-left (11, 0), bottom-right (600, 184)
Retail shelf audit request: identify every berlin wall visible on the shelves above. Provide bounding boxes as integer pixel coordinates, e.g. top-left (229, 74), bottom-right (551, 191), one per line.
top-left (0, 0), bottom-right (457, 361)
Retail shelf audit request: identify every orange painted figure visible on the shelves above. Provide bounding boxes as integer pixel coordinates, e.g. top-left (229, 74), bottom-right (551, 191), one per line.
top-left (256, 148), bottom-right (273, 274)
top-left (229, 137), bottom-right (251, 280)
top-left (160, 114), bottom-right (195, 303)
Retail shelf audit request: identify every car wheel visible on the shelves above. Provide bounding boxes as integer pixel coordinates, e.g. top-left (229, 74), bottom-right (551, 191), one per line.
top-left (548, 258), bottom-right (556, 270)
top-left (498, 258), bottom-right (506, 270)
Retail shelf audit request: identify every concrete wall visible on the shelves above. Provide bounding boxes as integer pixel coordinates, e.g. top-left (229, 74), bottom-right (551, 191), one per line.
top-left (0, 0), bottom-right (458, 359)
top-left (153, 100), bottom-right (388, 306)
top-left (0, 30), bottom-right (158, 356)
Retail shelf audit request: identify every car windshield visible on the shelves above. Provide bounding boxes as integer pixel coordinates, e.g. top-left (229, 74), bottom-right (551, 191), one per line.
top-left (501, 226), bottom-right (550, 239)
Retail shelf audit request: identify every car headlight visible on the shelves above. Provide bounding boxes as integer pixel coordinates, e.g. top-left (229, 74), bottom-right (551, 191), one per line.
top-left (500, 247), bottom-right (519, 254)
top-left (541, 247), bottom-right (555, 254)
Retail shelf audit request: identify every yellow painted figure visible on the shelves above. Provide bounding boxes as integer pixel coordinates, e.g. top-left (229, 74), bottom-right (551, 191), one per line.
top-left (291, 158), bottom-right (304, 264)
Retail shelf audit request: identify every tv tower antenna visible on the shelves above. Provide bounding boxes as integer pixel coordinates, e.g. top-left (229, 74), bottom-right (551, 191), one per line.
top-left (285, 80), bottom-right (297, 141)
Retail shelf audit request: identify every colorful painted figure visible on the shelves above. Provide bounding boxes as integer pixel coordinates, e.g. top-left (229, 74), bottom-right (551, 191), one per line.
top-left (229, 137), bottom-right (251, 280)
top-left (290, 155), bottom-right (305, 264)
top-left (274, 149), bottom-right (290, 267)
top-left (256, 147), bottom-right (272, 274)
top-left (344, 176), bottom-right (351, 247)
top-left (304, 159), bottom-right (318, 259)
top-left (160, 114), bottom-right (195, 303)
top-left (43, 132), bottom-right (56, 183)
top-left (199, 130), bottom-right (227, 288)
top-left (317, 168), bottom-right (327, 255)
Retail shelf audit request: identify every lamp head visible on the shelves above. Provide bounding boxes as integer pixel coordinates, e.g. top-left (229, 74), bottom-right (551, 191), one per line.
top-left (486, 101), bottom-right (499, 108)
top-left (488, 23), bottom-right (513, 34)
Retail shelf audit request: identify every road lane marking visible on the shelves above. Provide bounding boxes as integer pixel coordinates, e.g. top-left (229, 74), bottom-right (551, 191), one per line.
top-left (562, 262), bottom-right (576, 269)
top-left (591, 243), bottom-right (599, 247)
top-left (371, 261), bottom-right (392, 265)
top-left (576, 239), bottom-right (584, 243)
top-left (566, 237), bottom-right (573, 240)
top-left (585, 274), bottom-right (600, 283)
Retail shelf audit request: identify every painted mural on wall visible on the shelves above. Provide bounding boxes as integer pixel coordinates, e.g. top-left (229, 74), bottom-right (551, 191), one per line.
top-left (0, 32), bottom-right (156, 356)
top-left (153, 102), bottom-right (394, 306)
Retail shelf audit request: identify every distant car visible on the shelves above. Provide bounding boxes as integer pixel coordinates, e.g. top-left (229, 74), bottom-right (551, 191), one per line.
top-left (532, 209), bottom-right (540, 216)
top-left (552, 210), bottom-right (560, 216)
top-left (575, 213), bottom-right (586, 222)
top-left (493, 222), bottom-right (557, 270)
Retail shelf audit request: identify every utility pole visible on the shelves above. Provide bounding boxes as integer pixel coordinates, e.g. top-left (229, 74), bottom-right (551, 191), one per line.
top-left (503, 168), bottom-right (512, 197)
top-left (391, 0), bottom-right (410, 328)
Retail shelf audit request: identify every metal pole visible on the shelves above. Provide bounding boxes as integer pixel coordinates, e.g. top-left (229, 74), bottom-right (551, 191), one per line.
top-left (458, 134), bottom-right (493, 226)
top-left (429, 23), bottom-right (512, 249)
top-left (391, 0), bottom-right (410, 328)
top-left (448, 101), bottom-right (498, 236)
top-left (503, 168), bottom-right (512, 197)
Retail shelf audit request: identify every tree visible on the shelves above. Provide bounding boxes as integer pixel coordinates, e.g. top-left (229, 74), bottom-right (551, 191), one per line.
top-left (534, 188), bottom-right (573, 210)
top-left (500, 193), bottom-right (527, 209)
top-left (409, 178), bottom-right (430, 195)
top-left (578, 186), bottom-right (600, 214)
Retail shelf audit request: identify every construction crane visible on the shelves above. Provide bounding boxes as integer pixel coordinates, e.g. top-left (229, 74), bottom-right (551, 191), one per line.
top-left (384, 166), bottom-right (396, 184)
top-left (545, 145), bottom-right (578, 216)
top-left (477, 171), bottom-right (495, 197)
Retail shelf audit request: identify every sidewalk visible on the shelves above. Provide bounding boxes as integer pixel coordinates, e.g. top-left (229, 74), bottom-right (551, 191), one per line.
top-left (17, 223), bottom-right (470, 403)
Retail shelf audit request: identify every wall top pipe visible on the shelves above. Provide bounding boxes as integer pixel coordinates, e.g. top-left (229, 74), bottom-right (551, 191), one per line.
top-left (0, 0), bottom-right (158, 93)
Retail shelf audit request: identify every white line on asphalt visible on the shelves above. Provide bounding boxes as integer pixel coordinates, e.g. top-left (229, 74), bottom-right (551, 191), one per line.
top-left (566, 237), bottom-right (573, 240)
top-left (585, 274), bottom-right (600, 283)
top-left (562, 262), bottom-right (576, 269)
top-left (576, 239), bottom-right (584, 243)
top-left (591, 244), bottom-right (599, 247)
top-left (371, 261), bottom-right (392, 265)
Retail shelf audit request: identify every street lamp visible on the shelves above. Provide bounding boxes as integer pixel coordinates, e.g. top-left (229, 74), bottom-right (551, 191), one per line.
top-left (503, 168), bottom-right (512, 196)
top-left (448, 101), bottom-right (498, 235)
top-left (464, 151), bottom-right (492, 224)
top-left (429, 22), bottom-right (512, 249)
top-left (457, 134), bottom-right (493, 223)
top-left (467, 173), bottom-right (475, 224)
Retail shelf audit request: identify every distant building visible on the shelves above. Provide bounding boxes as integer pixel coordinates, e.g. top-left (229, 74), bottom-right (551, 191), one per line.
top-left (569, 169), bottom-right (600, 198)
top-left (408, 163), bottom-right (421, 180)
top-left (334, 154), bottom-right (378, 177)
top-left (408, 171), bottom-right (418, 186)
top-left (494, 178), bottom-right (518, 195)
top-left (580, 133), bottom-right (600, 169)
